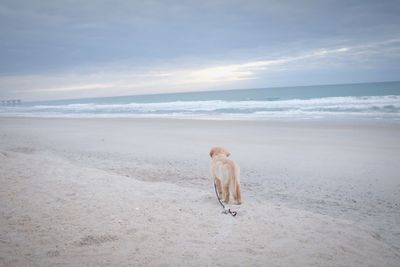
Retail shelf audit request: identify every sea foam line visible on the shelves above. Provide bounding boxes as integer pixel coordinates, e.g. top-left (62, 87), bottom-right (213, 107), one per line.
top-left (22, 95), bottom-right (400, 112)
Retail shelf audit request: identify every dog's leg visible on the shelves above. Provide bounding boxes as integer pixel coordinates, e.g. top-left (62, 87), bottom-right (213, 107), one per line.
top-left (223, 183), bottom-right (230, 203)
top-left (235, 181), bottom-right (242, 205)
top-left (230, 177), bottom-right (242, 205)
top-left (215, 178), bottom-right (223, 198)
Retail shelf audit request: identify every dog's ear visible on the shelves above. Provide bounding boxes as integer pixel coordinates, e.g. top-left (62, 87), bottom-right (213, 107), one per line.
top-left (209, 148), bottom-right (215, 158)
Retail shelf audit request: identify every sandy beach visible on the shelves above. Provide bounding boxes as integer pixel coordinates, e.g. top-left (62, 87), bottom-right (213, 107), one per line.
top-left (0, 117), bottom-right (399, 266)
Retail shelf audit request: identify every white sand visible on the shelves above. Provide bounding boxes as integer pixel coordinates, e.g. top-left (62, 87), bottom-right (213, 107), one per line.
top-left (0, 117), bottom-right (399, 266)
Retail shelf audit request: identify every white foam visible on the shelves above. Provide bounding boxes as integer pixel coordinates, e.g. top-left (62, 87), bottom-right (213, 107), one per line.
top-left (1, 95), bottom-right (400, 120)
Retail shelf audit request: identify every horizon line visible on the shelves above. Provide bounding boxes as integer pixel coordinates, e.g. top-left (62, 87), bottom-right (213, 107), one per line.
top-left (23, 80), bottom-right (400, 104)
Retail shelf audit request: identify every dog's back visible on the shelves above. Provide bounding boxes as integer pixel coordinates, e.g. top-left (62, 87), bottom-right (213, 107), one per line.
top-left (212, 156), bottom-right (238, 185)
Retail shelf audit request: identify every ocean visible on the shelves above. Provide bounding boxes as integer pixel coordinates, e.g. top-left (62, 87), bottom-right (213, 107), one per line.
top-left (1, 81), bottom-right (400, 120)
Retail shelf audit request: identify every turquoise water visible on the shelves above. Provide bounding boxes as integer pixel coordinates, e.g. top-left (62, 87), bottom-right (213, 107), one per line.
top-left (1, 81), bottom-right (400, 120)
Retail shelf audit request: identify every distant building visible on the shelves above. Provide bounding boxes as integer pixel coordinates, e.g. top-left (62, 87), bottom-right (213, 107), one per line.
top-left (0, 99), bottom-right (22, 106)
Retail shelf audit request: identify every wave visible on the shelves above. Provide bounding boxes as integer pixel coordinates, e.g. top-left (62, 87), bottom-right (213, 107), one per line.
top-left (1, 95), bottom-right (400, 120)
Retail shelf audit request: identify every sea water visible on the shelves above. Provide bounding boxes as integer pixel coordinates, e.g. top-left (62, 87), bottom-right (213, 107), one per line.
top-left (1, 81), bottom-right (400, 120)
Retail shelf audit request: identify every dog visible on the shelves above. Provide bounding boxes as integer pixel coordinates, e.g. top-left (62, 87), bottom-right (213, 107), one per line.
top-left (209, 147), bottom-right (242, 205)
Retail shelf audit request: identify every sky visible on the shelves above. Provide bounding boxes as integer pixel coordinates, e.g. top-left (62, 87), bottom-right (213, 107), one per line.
top-left (0, 0), bottom-right (400, 101)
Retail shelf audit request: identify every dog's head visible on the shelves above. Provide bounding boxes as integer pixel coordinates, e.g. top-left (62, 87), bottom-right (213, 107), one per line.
top-left (209, 147), bottom-right (230, 158)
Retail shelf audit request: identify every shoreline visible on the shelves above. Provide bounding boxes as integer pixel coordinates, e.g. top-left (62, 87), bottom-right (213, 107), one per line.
top-left (1, 114), bottom-right (400, 125)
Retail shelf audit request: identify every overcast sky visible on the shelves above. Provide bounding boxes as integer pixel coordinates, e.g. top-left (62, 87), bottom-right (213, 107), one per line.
top-left (1, 0), bottom-right (400, 101)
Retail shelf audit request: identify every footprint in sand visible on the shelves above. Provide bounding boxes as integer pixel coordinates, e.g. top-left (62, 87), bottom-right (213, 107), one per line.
top-left (46, 250), bottom-right (60, 257)
top-left (9, 147), bottom-right (36, 154)
top-left (75, 234), bottom-right (118, 246)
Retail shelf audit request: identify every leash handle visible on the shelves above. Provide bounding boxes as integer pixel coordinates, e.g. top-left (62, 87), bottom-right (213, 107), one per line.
top-left (214, 181), bottom-right (237, 217)
top-left (227, 209), bottom-right (237, 216)
top-left (222, 208), bottom-right (237, 216)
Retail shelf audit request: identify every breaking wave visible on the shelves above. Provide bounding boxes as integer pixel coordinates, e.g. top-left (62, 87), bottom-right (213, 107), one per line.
top-left (1, 95), bottom-right (400, 120)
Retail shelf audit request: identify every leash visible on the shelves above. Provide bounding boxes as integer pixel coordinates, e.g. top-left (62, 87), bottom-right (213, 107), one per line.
top-left (213, 181), bottom-right (237, 217)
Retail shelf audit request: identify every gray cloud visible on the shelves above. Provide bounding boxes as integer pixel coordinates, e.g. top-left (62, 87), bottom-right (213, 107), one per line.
top-left (0, 0), bottom-right (399, 100)
top-left (2, 38), bottom-right (399, 101)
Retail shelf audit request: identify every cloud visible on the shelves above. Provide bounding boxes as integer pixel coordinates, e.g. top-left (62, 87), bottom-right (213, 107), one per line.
top-left (0, 37), bottom-right (399, 101)
top-left (1, 0), bottom-right (400, 76)
top-left (26, 83), bottom-right (113, 92)
top-left (162, 39), bottom-right (399, 85)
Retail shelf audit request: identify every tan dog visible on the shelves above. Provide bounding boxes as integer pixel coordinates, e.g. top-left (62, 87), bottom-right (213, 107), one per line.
top-left (209, 147), bottom-right (242, 205)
